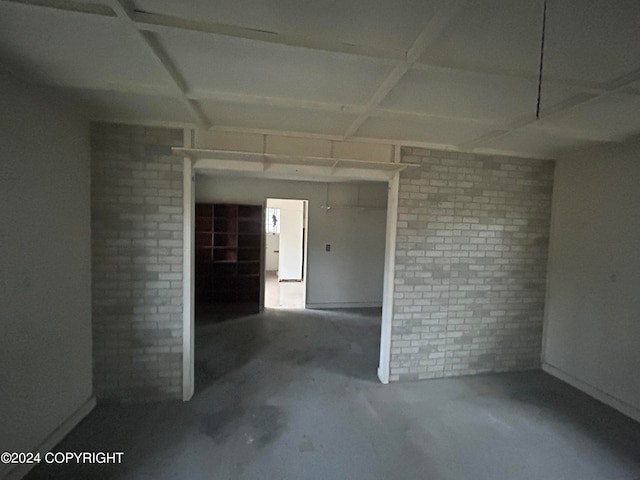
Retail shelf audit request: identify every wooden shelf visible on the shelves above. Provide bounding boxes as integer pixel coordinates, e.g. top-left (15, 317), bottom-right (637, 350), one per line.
top-left (173, 147), bottom-right (420, 182)
top-left (195, 202), bottom-right (263, 312)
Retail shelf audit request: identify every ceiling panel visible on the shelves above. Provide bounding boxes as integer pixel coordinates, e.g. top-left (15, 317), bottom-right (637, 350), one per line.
top-left (59, 88), bottom-right (194, 124)
top-left (543, 0), bottom-right (640, 84)
top-left (135, 0), bottom-right (441, 51)
top-left (537, 94), bottom-right (640, 141)
top-left (0, 3), bottom-right (169, 88)
top-left (477, 127), bottom-right (601, 159)
top-left (420, 0), bottom-right (543, 75)
top-left (357, 116), bottom-right (492, 146)
top-left (1, 0), bottom-right (638, 160)
top-left (381, 68), bottom-right (579, 125)
top-left (200, 101), bottom-right (355, 136)
top-left (156, 31), bottom-right (392, 105)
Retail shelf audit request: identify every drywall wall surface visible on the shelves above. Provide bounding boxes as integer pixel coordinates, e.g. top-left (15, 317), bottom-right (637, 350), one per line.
top-left (196, 177), bottom-right (387, 307)
top-left (91, 123), bottom-right (184, 403)
top-left (0, 75), bottom-right (92, 478)
top-left (543, 142), bottom-right (640, 420)
top-left (391, 147), bottom-right (554, 381)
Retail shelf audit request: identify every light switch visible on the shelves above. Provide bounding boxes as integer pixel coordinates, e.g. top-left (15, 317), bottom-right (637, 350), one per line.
top-left (326, 244), bottom-right (331, 252)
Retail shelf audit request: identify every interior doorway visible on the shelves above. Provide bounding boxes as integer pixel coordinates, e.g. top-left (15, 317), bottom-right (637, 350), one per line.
top-left (182, 157), bottom-right (402, 401)
top-left (264, 198), bottom-right (308, 309)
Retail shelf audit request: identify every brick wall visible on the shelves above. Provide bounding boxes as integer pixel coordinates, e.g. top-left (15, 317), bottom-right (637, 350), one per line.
top-left (390, 147), bottom-right (554, 381)
top-left (91, 123), bottom-right (184, 402)
top-left (89, 125), bottom-right (553, 395)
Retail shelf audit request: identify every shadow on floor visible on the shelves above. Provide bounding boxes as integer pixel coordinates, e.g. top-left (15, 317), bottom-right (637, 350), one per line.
top-left (194, 311), bottom-right (267, 394)
top-left (194, 307), bottom-right (382, 394)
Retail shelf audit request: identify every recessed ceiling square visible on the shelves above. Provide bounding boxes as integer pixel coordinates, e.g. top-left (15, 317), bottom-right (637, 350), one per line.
top-left (156, 31), bottom-right (392, 105)
top-left (381, 68), bottom-right (578, 125)
top-left (357, 116), bottom-right (492, 146)
top-left (420, 0), bottom-right (542, 75)
top-left (0, 4), bottom-right (168, 89)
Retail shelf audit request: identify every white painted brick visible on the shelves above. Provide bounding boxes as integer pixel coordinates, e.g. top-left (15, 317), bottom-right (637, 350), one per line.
top-left (91, 123), bottom-right (184, 403)
top-left (390, 151), bottom-right (553, 382)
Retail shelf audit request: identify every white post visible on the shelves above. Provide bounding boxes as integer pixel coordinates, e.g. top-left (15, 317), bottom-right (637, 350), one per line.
top-left (378, 145), bottom-right (401, 384)
top-left (182, 130), bottom-right (195, 401)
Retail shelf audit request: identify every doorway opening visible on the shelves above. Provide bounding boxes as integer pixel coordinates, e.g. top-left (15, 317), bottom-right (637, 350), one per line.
top-left (182, 158), bottom-right (402, 401)
top-left (264, 199), bottom-right (308, 309)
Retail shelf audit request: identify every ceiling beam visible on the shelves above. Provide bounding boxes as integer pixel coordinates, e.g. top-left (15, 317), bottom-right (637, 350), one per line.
top-left (342, 0), bottom-right (468, 139)
top-left (110, 0), bottom-right (211, 128)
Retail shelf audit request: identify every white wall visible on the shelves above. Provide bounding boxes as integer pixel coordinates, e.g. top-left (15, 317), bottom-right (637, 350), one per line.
top-left (543, 141), bottom-right (640, 422)
top-left (196, 176), bottom-right (387, 308)
top-left (0, 75), bottom-right (93, 478)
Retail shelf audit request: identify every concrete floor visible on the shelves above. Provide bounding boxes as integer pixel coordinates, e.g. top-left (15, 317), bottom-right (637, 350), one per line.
top-left (26, 308), bottom-right (640, 480)
top-left (264, 271), bottom-right (305, 309)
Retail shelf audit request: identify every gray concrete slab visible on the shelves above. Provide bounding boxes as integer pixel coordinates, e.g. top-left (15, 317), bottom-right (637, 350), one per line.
top-left (25, 308), bottom-right (640, 480)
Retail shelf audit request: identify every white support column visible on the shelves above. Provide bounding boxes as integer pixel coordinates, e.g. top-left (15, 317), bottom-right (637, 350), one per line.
top-left (182, 129), bottom-right (195, 401)
top-left (378, 145), bottom-right (402, 384)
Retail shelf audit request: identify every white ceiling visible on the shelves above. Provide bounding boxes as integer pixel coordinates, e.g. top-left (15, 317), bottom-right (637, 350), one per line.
top-left (1, 0), bottom-right (640, 159)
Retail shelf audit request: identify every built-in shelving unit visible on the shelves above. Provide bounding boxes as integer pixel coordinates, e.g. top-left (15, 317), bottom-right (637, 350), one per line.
top-left (195, 203), bottom-right (263, 312)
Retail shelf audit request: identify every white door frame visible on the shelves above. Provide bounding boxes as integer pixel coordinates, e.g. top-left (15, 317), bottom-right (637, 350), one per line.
top-left (264, 198), bottom-right (309, 310)
top-left (181, 153), bottom-right (400, 400)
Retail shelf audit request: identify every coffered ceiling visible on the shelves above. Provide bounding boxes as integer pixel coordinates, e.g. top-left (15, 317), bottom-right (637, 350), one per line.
top-left (1, 0), bottom-right (639, 158)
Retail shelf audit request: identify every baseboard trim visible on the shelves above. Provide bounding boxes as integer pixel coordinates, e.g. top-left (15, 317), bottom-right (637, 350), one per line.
top-left (542, 362), bottom-right (640, 423)
top-left (4, 395), bottom-right (96, 480)
top-left (306, 302), bottom-right (382, 309)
